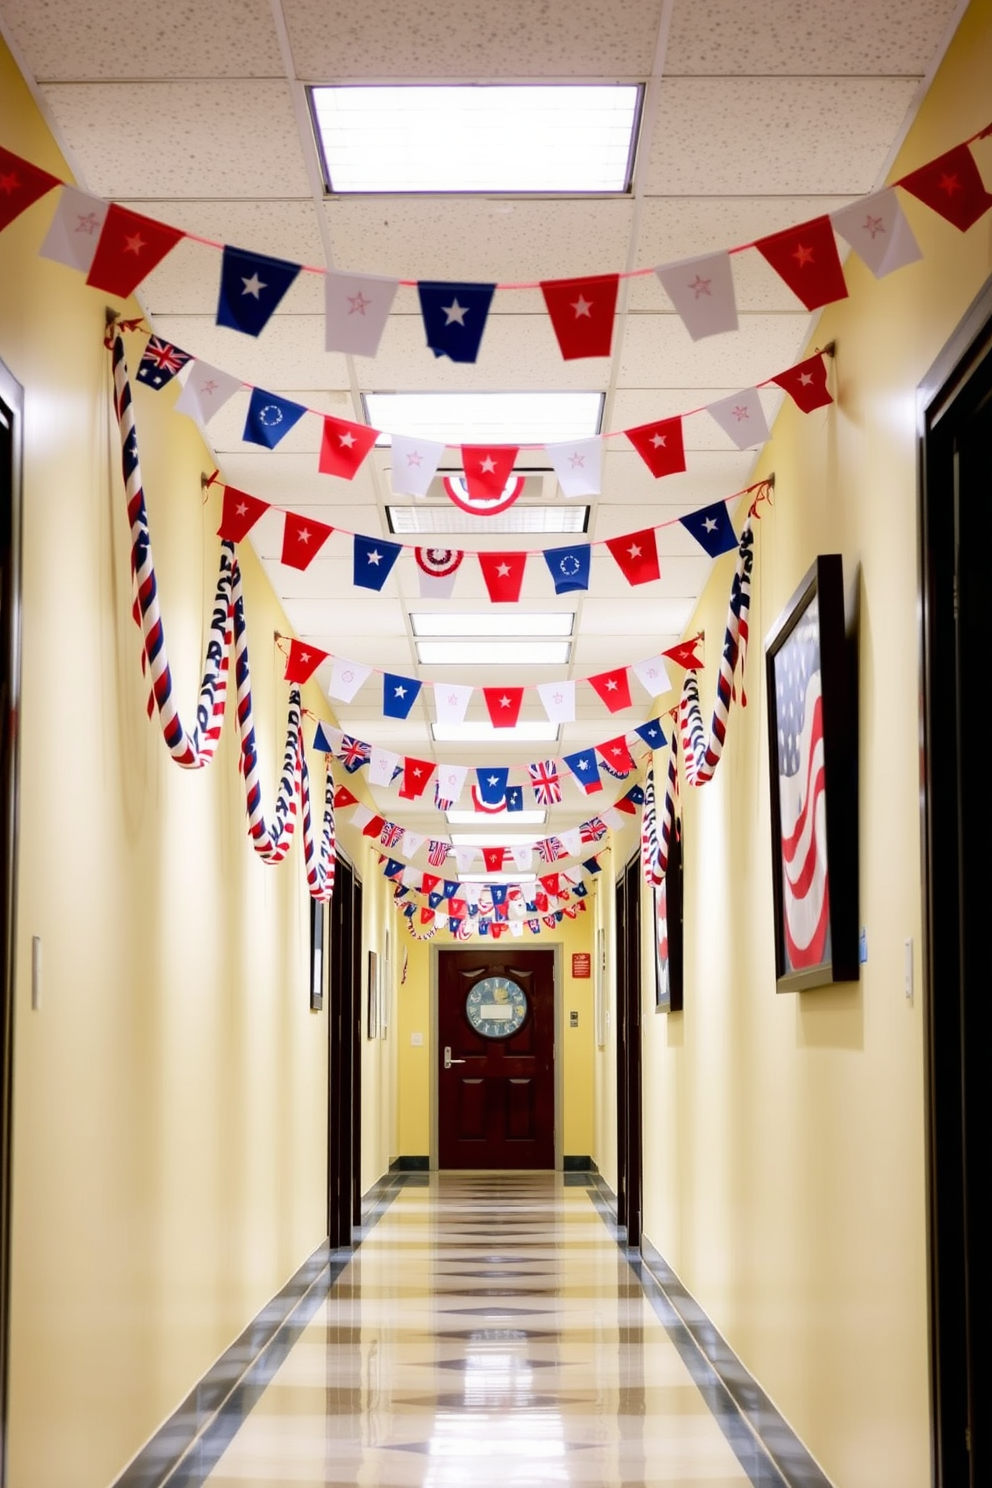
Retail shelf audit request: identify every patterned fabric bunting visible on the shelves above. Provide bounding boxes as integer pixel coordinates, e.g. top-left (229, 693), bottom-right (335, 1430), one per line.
top-left (680, 521), bottom-right (755, 785)
top-left (136, 336), bottom-right (192, 389)
top-left (529, 759), bottom-right (562, 805)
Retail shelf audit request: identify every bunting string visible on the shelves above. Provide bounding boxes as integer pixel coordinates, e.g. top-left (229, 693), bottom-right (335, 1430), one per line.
top-left (679, 521), bottom-right (755, 786)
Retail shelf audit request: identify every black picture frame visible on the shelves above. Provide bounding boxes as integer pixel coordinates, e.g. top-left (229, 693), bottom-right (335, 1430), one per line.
top-left (764, 554), bottom-right (859, 992)
top-left (309, 897), bottom-right (325, 1011)
top-left (654, 825), bottom-right (683, 1013)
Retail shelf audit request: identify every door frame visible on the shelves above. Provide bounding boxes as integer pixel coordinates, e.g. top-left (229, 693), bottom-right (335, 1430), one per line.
top-left (614, 853), bottom-right (642, 1246)
top-left (327, 850), bottom-right (361, 1248)
top-left (429, 942), bottom-right (563, 1170)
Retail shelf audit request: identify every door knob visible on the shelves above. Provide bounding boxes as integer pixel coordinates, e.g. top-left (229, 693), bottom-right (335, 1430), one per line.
top-left (443, 1046), bottom-right (466, 1069)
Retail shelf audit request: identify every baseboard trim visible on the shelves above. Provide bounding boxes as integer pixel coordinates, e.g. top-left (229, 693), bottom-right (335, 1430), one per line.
top-left (389, 1154), bottom-right (430, 1171)
top-left (562, 1154), bottom-right (597, 1171)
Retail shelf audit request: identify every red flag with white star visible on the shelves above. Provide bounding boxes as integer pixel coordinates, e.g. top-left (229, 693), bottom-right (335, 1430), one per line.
top-left (85, 204), bottom-right (184, 297)
top-left (664, 637), bottom-right (704, 670)
top-left (605, 529), bottom-right (661, 586)
top-left (598, 735), bottom-right (636, 773)
top-left (540, 273), bottom-right (620, 359)
top-left (318, 415), bottom-right (379, 479)
top-left (281, 512), bottom-right (333, 570)
top-left (333, 783), bottom-right (359, 808)
top-left (624, 416), bottom-right (686, 478)
top-left (899, 143), bottom-right (992, 232)
top-left (399, 757), bottom-right (436, 800)
top-left (284, 639), bottom-right (328, 683)
top-left (0, 147), bottom-right (60, 233)
top-left (588, 668), bottom-right (633, 713)
top-left (483, 687), bottom-right (525, 727)
top-left (461, 445), bottom-right (519, 503)
top-left (478, 551), bottom-right (527, 602)
top-left (772, 354), bottom-right (833, 413)
top-left (753, 216), bottom-right (848, 311)
top-left (218, 486), bottom-right (268, 542)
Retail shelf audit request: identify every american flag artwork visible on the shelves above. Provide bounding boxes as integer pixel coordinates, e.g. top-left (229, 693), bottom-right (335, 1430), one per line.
top-left (774, 594), bottom-right (829, 971)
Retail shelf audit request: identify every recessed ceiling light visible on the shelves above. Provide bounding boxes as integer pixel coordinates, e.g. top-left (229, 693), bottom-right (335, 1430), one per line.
top-left (366, 391), bottom-right (603, 446)
top-left (387, 505), bottom-right (589, 535)
top-left (451, 832), bottom-right (546, 848)
top-left (459, 873), bottom-right (538, 885)
top-left (417, 640), bottom-right (570, 665)
top-left (310, 85), bottom-right (642, 194)
top-left (447, 810), bottom-right (547, 826)
top-left (433, 721), bottom-right (560, 743)
top-left (412, 613), bottom-right (573, 639)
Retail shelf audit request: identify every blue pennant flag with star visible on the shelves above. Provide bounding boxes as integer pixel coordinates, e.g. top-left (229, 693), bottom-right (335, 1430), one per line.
top-left (217, 245), bottom-right (301, 337)
top-left (383, 858), bottom-right (405, 879)
top-left (417, 280), bottom-right (496, 363)
top-left (490, 885), bottom-right (509, 906)
top-left (543, 543), bottom-right (591, 595)
top-left (428, 890), bottom-right (444, 910)
top-left (572, 882), bottom-right (589, 898)
top-left (443, 879), bottom-right (461, 899)
top-left (623, 783), bottom-right (646, 806)
top-left (383, 673), bottom-right (422, 719)
top-left (354, 534), bottom-right (401, 591)
top-left (243, 387), bottom-right (306, 449)
top-left (634, 717), bottom-right (668, 750)
top-left (679, 500), bottom-right (738, 558)
top-left (506, 786), bottom-right (524, 812)
top-left (448, 918), bottom-right (462, 934)
top-left (475, 767), bottom-right (509, 806)
top-left (563, 749), bottom-right (603, 793)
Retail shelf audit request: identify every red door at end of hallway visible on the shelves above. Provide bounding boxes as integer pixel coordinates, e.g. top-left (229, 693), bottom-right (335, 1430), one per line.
top-left (438, 950), bottom-right (555, 1169)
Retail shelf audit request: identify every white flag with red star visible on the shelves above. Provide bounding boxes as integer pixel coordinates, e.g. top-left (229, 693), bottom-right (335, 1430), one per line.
top-left (537, 679), bottom-right (576, 723)
top-left (656, 251), bottom-right (738, 340)
top-left (706, 388), bottom-right (770, 451)
top-left (545, 437), bottom-right (603, 497)
top-left (38, 186), bottom-right (108, 272)
top-left (400, 831), bottom-right (425, 859)
top-left (832, 189), bottom-right (923, 279)
top-left (434, 683), bottom-right (473, 725)
top-left (391, 435), bottom-right (445, 498)
top-left (175, 359), bottom-right (243, 426)
top-left (631, 655), bottom-right (672, 698)
top-left (435, 762), bottom-right (468, 803)
top-left (329, 657), bottom-right (371, 703)
top-left (369, 746), bottom-right (400, 787)
top-left (325, 269), bottom-right (399, 356)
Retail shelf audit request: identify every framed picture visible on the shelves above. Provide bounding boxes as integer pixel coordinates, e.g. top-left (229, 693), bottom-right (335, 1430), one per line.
top-left (764, 554), bottom-right (859, 992)
top-left (654, 825), bottom-right (683, 1013)
top-left (309, 898), bottom-right (325, 1012)
top-left (367, 949), bottom-right (379, 1038)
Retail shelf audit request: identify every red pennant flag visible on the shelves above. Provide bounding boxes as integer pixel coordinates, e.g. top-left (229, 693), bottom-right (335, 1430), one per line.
top-left (490, 922), bottom-right (507, 939)
top-left (420, 907), bottom-right (435, 925)
top-left (539, 874), bottom-right (562, 895)
top-left (540, 272), bottom-right (620, 359)
top-left (754, 216), bottom-right (848, 311)
top-left (543, 914), bottom-right (557, 929)
top-left (284, 639), bottom-right (328, 683)
top-left (362, 814), bottom-right (386, 839)
top-left (900, 143), bottom-right (992, 232)
top-left (663, 637), bottom-right (704, 669)
top-left (0, 147), bottom-right (60, 232)
top-left (772, 354), bottom-right (834, 413)
top-left (483, 687), bottom-right (525, 727)
top-left (588, 668), bottom-right (633, 713)
top-left (448, 897), bottom-right (468, 918)
top-left (421, 873), bottom-right (441, 894)
top-left (598, 735), bottom-right (636, 772)
top-left (613, 792), bottom-right (639, 815)
top-left (85, 204), bottom-right (184, 297)
top-left (462, 445), bottom-right (519, 502)
top-left (218, 485), bottom-right (268, 541)
top-left (333, 783), bottom-right (358, 808)
top-left (625, 416), bottom-right (686, 478)
top-left (318, 415), bottom-right (379, 479)
top-left (605, 529), bottom-right (661, 586)
top-left (281, 512), bottom-right (333, 570)
top-left (478, 551), bottom-right (527, 603)
top-left (399, 756), bottom-right (436, 800)
top-left (483, 846), bottom-right (506, 872)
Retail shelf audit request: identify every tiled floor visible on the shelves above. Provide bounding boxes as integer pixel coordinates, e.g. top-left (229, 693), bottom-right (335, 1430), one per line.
top-left (194, 1172), bottom-right (791, 1488)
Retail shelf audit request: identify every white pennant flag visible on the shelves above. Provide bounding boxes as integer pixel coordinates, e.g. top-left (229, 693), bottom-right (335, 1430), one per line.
top-left (599, 807), bottom-right (626, 831)
top-left (328, 657), bottom-right (372, 703)
top-left (510, 844), bottom-right (533, 871)
top-left (325, 269), bottom-right (399, 356)
top-left (401, 867), bottom-right (420, 888)
top-left (631, 656), bottom-right (673, 698)
top-left (400, 830), bottom-right (425, 859)
top-left (38, 186), bottom-right (108, 272)
top-left (537, 679), bottom-right (576, 723)
top-left (435, 762), bottom-right (468, 803)
top-left (454, 847), bottom-right (476, 874)
top-left (434, 682), bottom-right (473, 724)
top-left (391, 435), bottom-right (446, 498)
top-left (369, 746), bottom-right (400, 787)
top-left (706, 388), bottom-right (770, 451)
top-left (832, 188), bottom-right (923, 279)
top-left (510, 920), bottom-right (524, 936)
top-left (558, 828), bottom-right (582, 856)
top-left (545, 437), bottom-right (603, 497)
top-left (350, 803), bottom-right (375, 833)
top-left (656, 251), bottom-right (738, 340)
top-left (175, 359), bottom-right (243, 426)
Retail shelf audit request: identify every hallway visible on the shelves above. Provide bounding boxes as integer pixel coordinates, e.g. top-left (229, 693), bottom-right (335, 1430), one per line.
top-left (189, 1173), bottom-right (805, 1488)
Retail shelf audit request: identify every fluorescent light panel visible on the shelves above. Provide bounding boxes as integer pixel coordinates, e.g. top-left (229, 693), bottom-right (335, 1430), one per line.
top-left (459, 873), bottom-right (538, 885)
top-left (387, 505), bottom-right (589, 535)
top-left (433, 721), bottom-right (559, 743)
top-left (412, 613), bottom-right (573, 638)
top-left (447, 811), bottom-right (546, 826)
top-left (451, 832), bottom-right (544, 847)
top-left (417, 640), bottom-right (570, 665)
top-left (367, 391), bottom-right (603, 446)
top-left (311, 85), bottom-right (642, 194)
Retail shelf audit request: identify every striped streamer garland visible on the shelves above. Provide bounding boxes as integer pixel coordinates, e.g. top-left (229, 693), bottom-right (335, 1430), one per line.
top-left (640, 731), bottom-right (680, 888)
top-left (301, 749), bottom-right (336, 901)
top-left (657, 730), bottom-right (680, 877)
top-left (679, 521), bottom-right (755, 786)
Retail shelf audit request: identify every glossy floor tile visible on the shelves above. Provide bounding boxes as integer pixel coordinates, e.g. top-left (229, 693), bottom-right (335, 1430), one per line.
top-left (201, 1174), bottom-right (779, 1487)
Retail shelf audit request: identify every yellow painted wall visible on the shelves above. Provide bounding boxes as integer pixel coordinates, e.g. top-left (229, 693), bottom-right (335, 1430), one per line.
top-left (639, 5), bottom-right (992, 1487)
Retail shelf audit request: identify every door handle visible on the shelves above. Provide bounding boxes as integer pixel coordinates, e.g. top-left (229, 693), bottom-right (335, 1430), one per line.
top-left (443, 1046), bottom-right (466, 1069)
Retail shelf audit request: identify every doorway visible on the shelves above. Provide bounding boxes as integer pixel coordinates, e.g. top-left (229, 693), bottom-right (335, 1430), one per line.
top-left (615, 853), bottom-right (642, 1246)
top-left (327, 854), bottom-right (362, 1247)
top-left (435, 948), bottom-right (557, 1169)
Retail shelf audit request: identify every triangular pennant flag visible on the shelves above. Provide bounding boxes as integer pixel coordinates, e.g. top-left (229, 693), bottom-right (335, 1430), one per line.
top-left (511, 844), bottom-right (533, 871)
top-left (435, 762), bottom-right (468, 805)
top-left (663, 637), bottom-right (704, 670)
top-left (353, 534), bottom-right (401, 590)
top-left (462, 446), bottom-right (520, 504)
top-left (634, 717), bottom-right (668, 750)
top-left (421, 872), bottom-right (441, 894)
top-left (383, 673), bottom-right (422, 719)
top-left (318, 415), bottom-right (379, 479)
top-left (418, 280), bottom-right (496, 362)
top-left (350, 803), bottom-right (376, 832)
top-left (454, 847), bottom-right (476, 874)
top-left (217, 246), bottom-right (300, 336)
top-left (401, 830), bottom-right (425, 858)
top-left (558, 828), bottom-right (582, 856)
top-left (362, 814), bottom-right (386, 839)
top-left (831, 188), bottom-right (923, 278)
top-left (583, 858), bottom-right (602, 875)
top-left (597, 735), bottom-right (635, 774)
top-left (483, 847), bottom-right (506, 872)
top-left (754, 216), bottom-right (848, 311)
top-left (475, 767), bottom-right (510, 806)
top-left (38, 185), bottom-right (108, 271)
top-left (174, 359), bottom-right (242, 425)
top-left (478, 551), bottom-right (526, 603)
top-left (281, 512), bottom-right (333, 570)
top-left (490, 885), bottom-right (509, 907)
top-left (415, 546), bottom-right (464, 599)
top-left (428, 890), bottom-right (445, 911)
top-left (325, 269), bottom-right (399, 355)
top-left (625, 417), bottom-right (686, 479)
top-left (506, 786), bottom-right (523, 812)
top-left (680, 501), bottom-right (738, 557)
top-left (420, 906), bottom-right (435, 926)
top-left (399, 757), bottom-right (435, 800)
top-left (333, 782), bottom-right (359, 808)
top-left (540, 273), bottom-right (619, 359)
top-left (329, 658), bottom-right (372, 703)
top-left (773, 355), bottom-right (834, 413)
top-left (337, 733), bottom-right (370, 772)
top-left (483, 688), bottom-right (525, 728)
top-left (284, 639), bottom-right (328, 683)
top-left (545, 437), bottom-right (603, 497)
top-left (588, 667), bottom-right (632, 713)
top-left (537, 680), bottom-right (575, 723)
top-left (563, 750), bottom-right (603, 794)
top-left (86, 204), bottom-right (183, 297)
top-left (369, 746), bottom-right (400, 787)
top-left (599, 807), bottom-right (626, 829)
top-left (0, 147), bottom-right (61, 233)
top-left (899, 143), bottom-right (992, 232)
top-left (528, 760), bottom-right (562, 805)
top-left (540, 873), bottom-right (562, 896)
top-left (382, 858), bottom-right (405, 880)
top-left (392, 436), bottom-right (445, 498)
top-left (313, 722), bottom-right (340, 754)
top-left (706, 389), bottom-right (770, 451)
top-left (631, 656), bottom-right (672, 699)
top-left (243, 387), bottom-right (306, 449)
top-left (606, 529), bottom-right (661, 586)
top-left (434, 683), bottom-right (472, 725)
top-left (217, 486), bottom-right (268, 542)
top-left (136, 336), bottom-right (192, 390)
top-left (655, 251), bottom-right (738, 340)
top-left (543, 544), bottom-right (590, 595)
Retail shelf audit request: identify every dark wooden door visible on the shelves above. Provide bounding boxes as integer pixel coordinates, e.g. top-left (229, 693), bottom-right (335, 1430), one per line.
top-left (615, 854), bottom-right (642, 1245)
top-left (327, 856), bottom-right (359, 1248)
top-left (437, 950), bottom-right (555, 1169)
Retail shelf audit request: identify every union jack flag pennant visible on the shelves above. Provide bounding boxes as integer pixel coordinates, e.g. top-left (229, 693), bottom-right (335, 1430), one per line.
top-left (336, 735), bottom-right (370, 773)
top-left (427, 839), bottom-right (449, 868)
top-left (580, 818), bottom-right (608, 843)
top-left (528, 758), bottom-right (562, 805)
top-left (536, 836), bottom-right (565, 864)
top-left (137, 336), bottom-right (192, 389)
top-left (380, 821), bottom-right (403, 849)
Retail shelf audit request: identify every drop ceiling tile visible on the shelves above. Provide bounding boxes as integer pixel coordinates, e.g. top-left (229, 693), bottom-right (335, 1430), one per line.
top-left (217, 453), bottom-right (383, 511)
top-left (643, 77), bottom-right (921, 196)
top-left (579, 588), bottom-right (710, 631)
top-left (40, 81), bottom-right (311, 199)
top-left (152, 317), bottom-right (350, 394)
top-left (615, 310), bottom-right (812, 387)
top-left (596, 451), bottom-right (757, 511)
